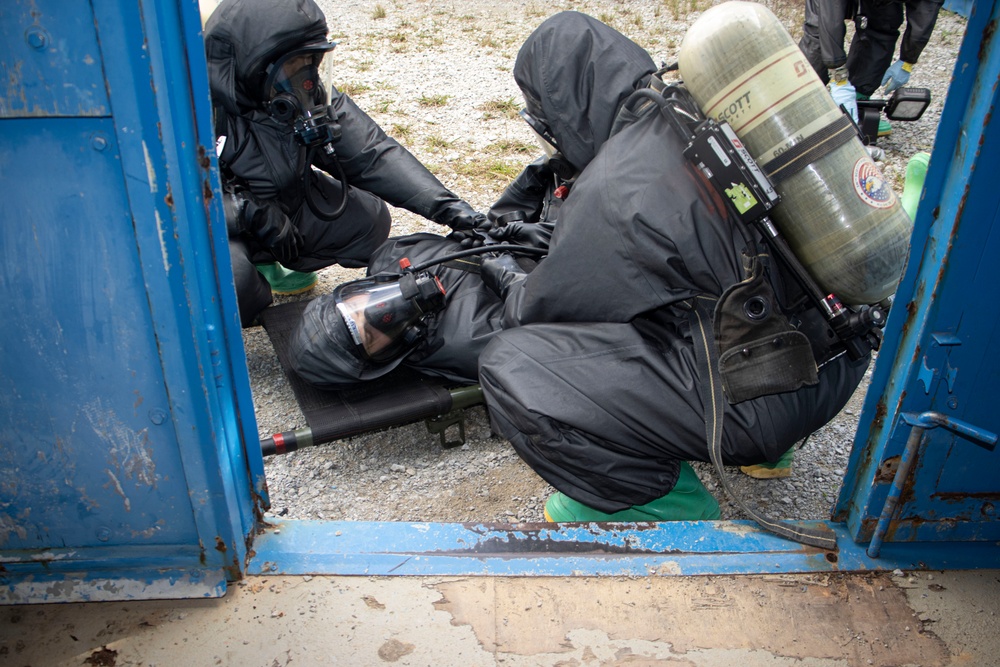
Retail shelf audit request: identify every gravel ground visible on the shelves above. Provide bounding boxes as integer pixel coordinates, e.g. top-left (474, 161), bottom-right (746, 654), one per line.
top-left (246, 1), bottom-right (967, 524)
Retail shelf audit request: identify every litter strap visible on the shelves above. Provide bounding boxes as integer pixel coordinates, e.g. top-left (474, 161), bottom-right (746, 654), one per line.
top-left (689, 296), bottom-right (838, 551)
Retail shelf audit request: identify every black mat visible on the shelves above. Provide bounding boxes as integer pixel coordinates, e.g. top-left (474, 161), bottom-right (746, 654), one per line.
top-left (258, 299), bottom-right (457, 443)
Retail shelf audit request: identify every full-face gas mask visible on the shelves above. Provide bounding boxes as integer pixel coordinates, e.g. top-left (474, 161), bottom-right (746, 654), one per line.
top-left (519, 109), bottom-right (576, 180)
top-left (263, 42), bottom-right (339, 148)
top-left (333, 271), bottom-right (446, 363)
top-left (263, 40), bottom-right (350, 220)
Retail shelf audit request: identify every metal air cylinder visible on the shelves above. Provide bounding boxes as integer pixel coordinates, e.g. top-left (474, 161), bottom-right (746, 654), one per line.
top-left (678, 1), bottom-right (913, 306)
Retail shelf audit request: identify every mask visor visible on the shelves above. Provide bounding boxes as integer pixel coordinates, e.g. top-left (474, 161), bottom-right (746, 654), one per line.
top-left (333, 273), bottom-right (445, 363)
top-left (264, 43), bottom-right (335, 117)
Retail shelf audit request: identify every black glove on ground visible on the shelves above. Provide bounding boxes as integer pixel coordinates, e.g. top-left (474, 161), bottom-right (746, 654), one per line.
top-left (242, 196), bottom-right (303, 264)
top-left (480, 254), bottom-right (528, 300)
top-left (488, 220), bottom-right (554, 251)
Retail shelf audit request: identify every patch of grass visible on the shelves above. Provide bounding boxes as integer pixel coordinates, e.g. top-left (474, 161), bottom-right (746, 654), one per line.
top-left (356, 59), bottom-right (375, 72)
top-left (418, 32), bottom-right (446, 48)
top-left (418, 93), bottom-right (450, 107)
top-left (479, 34), bottom-right (501, 49)
top-left (372, 4), bottom-right (386, 20)
top-left (425, 135), bottom-right (454, 150)
top-left (391, 123), bottom-right (413, 139)
top-left (373, 99), bottom-right (392, 113)
top-left (454, 158), bottom-right (521, 186)
top-left (388, 31), bottom-right (408, 44)
top-left (485, 139), bottom-right (536, 155)
top-left (478, 97), bottom-right (521, 120)
top-left (338, 81), bottom-right (372, 97)
top-left (525, 5), bottom-right (546, 19)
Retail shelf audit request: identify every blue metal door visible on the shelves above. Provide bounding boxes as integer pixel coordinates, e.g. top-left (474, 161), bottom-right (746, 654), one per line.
top-left (835, 1), bottom-right (1000, 552)
top-left (0, 0), bottom-right (263, 601)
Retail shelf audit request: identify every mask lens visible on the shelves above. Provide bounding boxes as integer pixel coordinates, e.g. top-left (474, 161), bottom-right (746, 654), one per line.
top-left (528, 127), bottom-right (558, 160)
top-left (319, 50), bottom-right (336, 100)
top-left (333, 274), bottom-right (445, 362)
top-left (519, 109), bottom-right (558, 149)
top-left (264, 49), bottom-right (328, 114)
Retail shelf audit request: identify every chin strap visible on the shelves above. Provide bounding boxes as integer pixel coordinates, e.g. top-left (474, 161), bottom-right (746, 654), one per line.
top-left (689, 296), bottom-right (838, 551)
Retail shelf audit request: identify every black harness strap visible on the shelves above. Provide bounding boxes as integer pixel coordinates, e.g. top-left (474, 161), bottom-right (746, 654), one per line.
top-left (690, 296), bottom-right (838, 551)
top-left (762, 114), bottom-right (856, 185)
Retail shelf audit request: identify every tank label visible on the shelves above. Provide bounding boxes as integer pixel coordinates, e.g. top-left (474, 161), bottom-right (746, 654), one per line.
top-left (853, 157), bottom-right (896, 209)
top-left (702, 45), bottom-right (820, 137)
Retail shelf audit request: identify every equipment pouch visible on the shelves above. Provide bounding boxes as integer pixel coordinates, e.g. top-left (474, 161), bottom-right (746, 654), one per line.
top-left (713, 267), bottom-right (818, 404)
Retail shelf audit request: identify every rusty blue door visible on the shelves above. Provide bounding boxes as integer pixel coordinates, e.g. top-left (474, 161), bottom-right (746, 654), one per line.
top-left (0, 0), bottom-right (263, 601)
top-left (835, 1), bottom-right (1000, 551)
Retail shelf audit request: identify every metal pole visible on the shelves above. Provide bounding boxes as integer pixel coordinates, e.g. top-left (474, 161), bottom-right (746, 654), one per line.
top-left (867, 411), bottom-right (997, 558)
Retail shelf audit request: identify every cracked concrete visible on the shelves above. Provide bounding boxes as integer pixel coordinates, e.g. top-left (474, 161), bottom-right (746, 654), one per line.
top-left (2, 570), bottom-right (997, 666)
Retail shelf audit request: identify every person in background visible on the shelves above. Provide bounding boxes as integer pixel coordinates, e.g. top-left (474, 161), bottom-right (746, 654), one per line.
top-left (204, 0), bottom-right (488, 327)
top-left (799, 0), bottom-right (944, 136)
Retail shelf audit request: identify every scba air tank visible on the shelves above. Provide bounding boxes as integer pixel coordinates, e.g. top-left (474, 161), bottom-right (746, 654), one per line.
top-left (678, 1), bottom-right (912, 306)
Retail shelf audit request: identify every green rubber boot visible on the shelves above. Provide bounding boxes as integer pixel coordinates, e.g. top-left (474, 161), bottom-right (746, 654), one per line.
top-left (543, 462), bottom-right (721, 522)
top-left (878, 118), bottom-right (892, 137)
top-left (901, 151), bottom-right (931, 220)
top-left (740, 447), bottom-right (795, 479)
top-left (256, 263), bottom-right (318, 295)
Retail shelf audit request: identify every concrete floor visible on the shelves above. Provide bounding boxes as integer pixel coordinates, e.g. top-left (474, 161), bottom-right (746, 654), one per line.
top-left (1, 569), bottom-right (997, 666)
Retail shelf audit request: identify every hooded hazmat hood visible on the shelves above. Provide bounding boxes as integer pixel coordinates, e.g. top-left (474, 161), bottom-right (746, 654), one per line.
top-left (204, 0), bottom-right (332, 115)
top-left (513, 11), bottom-right (657, 172)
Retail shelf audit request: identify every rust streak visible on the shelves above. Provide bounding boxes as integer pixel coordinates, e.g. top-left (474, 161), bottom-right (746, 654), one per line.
top-left (933, 491), bottom-right (1000, 501)
top-left (979, 19), bottom-right (996, 63)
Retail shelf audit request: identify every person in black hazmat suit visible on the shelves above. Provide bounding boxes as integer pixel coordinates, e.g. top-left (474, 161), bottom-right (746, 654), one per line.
top-left (474, 12), bottom-right (872, 523)
top-left (284, 10), bottom-right (658, 390)
top-left (799, 0), bottom-right (944, 129)
top-left (204, 0), bottom-right (489, 327)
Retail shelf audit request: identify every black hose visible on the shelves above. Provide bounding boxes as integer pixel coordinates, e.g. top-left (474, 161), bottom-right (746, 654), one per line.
top-left (304, 144), bottom-right (349, 221)
top-left (409, 244), bottom-right (546, 273)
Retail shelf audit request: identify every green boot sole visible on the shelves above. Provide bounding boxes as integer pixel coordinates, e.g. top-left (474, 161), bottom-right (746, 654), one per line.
top-left (256, 263), bottom-right (318, 295)
top-left (543, 462), bottom-right (721, 522)
top-left (740, 447), bottom-right (795, 479)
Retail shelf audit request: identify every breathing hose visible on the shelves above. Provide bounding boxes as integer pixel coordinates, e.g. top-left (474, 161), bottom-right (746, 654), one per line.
top-left (408, 244), bottom-right (546, 273)
top-left (304, 144), bottom-right (350, 221)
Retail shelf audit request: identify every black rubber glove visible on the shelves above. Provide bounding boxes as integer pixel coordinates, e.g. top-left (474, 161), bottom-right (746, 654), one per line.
top-left (488, 220), bottom-right (554, 251)
top-left (446, 229), bottom-right (486, 249)
top-left (480, 254), bottom-right (528, 301)
top-left (242, 196), bottom-right (303, 264)
top-left (434, 201), bottom-right (490, 232)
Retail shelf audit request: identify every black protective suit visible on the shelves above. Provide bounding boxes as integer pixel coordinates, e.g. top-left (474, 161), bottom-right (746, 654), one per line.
top-left (290, 233), bottom-right (506, 388)
top-left (477, 12), bottom-right (871, 514)
top-left (287, 11), bottom-right (659, 388)
top-left (204, 0), bottom-right (484, 326)
top-left (800, 0), bottom-right (944, 96)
